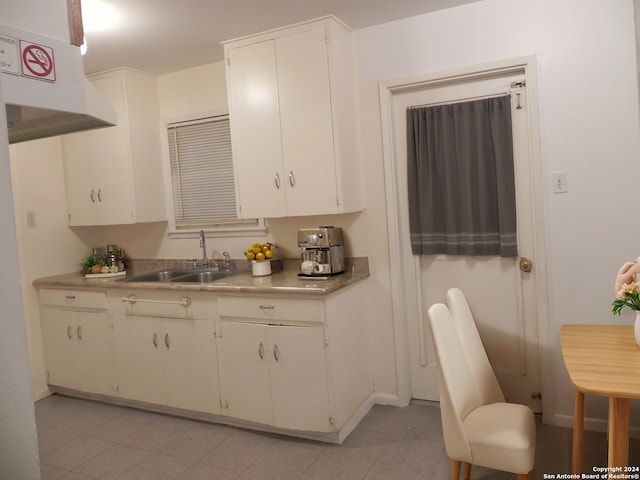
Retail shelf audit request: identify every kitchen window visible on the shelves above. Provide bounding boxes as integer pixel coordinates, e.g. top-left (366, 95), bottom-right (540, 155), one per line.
top-left (164, 113), bottom-right (264, 237)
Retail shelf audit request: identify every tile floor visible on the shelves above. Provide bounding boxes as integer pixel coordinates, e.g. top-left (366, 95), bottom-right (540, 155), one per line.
top-left (35, 394), bottom-right (639, 480)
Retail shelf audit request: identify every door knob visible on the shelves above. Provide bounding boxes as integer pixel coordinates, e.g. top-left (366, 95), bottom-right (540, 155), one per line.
top-left (519, 257), bottom-right (533, 272)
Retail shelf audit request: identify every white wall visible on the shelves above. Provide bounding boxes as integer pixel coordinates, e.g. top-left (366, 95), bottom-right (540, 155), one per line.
top-left (10, 138), bottom-right (91, 400)
top-left (1, 0), bottom-right (70, 42)
top-left (0, 0), bottom-right (70, 476)
top-left (0, 59), bottom-right (41, 480)
top-left (355, 0), bottom-right (640, 428)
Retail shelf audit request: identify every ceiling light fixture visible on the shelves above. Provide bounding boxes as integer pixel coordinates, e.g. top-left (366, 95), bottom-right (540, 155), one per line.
top-left (82, 0), bottom-right (121, 33)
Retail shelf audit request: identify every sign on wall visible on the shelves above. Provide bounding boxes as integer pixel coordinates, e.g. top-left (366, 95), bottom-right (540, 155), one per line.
top-left (20, 40), bottom-right (55, 82)
top-left (0, 34), bottom-right (19, 75)
top-left (0, 33), bottom-right (56, 82)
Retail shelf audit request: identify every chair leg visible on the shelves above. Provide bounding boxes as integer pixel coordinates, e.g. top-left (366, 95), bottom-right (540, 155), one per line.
top-left (463, 462), bottom-right (471, 480)
top-left (452, 460), bottom-right (461, 480)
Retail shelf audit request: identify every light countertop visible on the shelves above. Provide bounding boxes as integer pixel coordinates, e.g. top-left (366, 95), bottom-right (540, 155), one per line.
top-left (33, 258), bottom-right (369, 297)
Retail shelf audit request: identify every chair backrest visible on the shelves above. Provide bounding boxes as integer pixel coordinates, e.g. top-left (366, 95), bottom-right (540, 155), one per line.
top-left (428, 302), bottom-right (482, 464)
top-left (446, 287), bottom-right (505, 404)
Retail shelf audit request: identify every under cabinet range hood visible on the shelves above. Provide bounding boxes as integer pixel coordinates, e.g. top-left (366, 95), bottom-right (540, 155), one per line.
top-left (0, 24), bottom-right (116, 143)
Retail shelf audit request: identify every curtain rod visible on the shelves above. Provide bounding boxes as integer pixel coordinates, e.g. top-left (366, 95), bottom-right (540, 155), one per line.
top-left (408, 92), bottom-right (511, 110)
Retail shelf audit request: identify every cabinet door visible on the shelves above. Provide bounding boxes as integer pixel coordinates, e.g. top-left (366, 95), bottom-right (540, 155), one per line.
top-left (41, 308), bottom-right (78, 389)
top-left (268, 325), bottom-right (331, 432)
top-left (277, 27), bottom-right (338, 216)
top-left (164, 319), bottom-right (220, 414)
top-left (114, 315), bottom-right (165, 405)
top-left (62, 132), bottom-right (98, 226)
top-left (74, 311), bottom-right (117, 396)
top-left (89, 76), bottom-right (136, 225)
top-left (220, 321), bottom-right (273, 424)
top-left (227, 40), bottom-right (287, 218)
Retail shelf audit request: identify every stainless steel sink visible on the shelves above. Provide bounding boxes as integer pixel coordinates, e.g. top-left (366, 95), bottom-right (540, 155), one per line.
top-left (170, 270), bottom-right (237, 283)
top-left (122, 268), bottom-right (238, 283)
top-left (121, 269), bottom-right (193, 282)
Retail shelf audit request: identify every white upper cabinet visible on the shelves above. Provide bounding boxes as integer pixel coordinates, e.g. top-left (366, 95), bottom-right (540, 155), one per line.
top-left (223, 16), bottom-right (364, 218)
top-left (62, 68), bottom-right (166, 226)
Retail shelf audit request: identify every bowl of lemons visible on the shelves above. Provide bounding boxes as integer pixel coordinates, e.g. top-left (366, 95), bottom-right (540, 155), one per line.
top-left (245, 243), bottom-right (277, 276)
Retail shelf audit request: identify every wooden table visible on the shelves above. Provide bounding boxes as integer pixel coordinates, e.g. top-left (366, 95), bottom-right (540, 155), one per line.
top-left (560, 324), bottom-right (640, 472)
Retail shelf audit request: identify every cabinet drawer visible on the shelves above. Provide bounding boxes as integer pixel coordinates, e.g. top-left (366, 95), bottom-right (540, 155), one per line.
top-left (39, 289), bottom-right (107, 310)
top-left (110, 290), bottom-right (214, 319)
top-left (218, 296), bottom-right (324, 323)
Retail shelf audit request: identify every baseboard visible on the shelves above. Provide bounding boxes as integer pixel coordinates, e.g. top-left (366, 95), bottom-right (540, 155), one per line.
top-left (335, 393), bottom-right (376, 443)
top-left (373, 392), bottom-right (410, 407)
top-left (553, 413), bottom-right (640, 439)
top-left (32, 387), bottom-right (52, 402)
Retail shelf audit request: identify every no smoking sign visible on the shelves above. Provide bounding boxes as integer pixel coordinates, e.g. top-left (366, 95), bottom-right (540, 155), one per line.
top-left (19, 40), bottom-right (55, 82)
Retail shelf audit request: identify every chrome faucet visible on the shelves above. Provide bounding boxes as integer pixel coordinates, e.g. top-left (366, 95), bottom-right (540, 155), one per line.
top-left (223, 251), bottom-right (231, 271)
top-left (199, 230), bottom-right (208, 268)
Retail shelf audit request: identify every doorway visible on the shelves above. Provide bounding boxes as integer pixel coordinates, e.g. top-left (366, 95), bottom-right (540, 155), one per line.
top-left (378, 58), bottom-right (548, 413)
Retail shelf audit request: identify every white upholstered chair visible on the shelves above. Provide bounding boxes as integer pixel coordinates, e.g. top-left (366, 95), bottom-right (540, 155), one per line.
top-left (446, 287), bottom-right (505, 406)
top-left (427, 301), bottom-right (535, 480)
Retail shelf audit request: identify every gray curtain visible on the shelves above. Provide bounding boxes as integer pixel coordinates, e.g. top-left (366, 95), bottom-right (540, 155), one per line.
top-left (407, 95), bottom-right (517, 257)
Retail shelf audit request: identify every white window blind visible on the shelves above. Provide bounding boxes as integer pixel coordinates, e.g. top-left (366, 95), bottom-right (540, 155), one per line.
top-left (167, 115), bottom-right (240, 228)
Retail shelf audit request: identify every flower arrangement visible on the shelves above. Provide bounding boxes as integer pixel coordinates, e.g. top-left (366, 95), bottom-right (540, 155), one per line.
top-left (612, 281), bottom-right (640, 315)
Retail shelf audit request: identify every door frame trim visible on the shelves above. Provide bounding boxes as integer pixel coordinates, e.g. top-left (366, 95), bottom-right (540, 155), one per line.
top-left (377, 56), bottom-right (551, 418)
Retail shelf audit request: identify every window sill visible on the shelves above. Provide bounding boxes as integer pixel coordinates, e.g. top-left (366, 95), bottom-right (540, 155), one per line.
top-left (167, 222), bottom-right (267, 239)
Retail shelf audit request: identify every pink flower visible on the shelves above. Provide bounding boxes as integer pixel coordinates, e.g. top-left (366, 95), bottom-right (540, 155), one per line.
top-left (617, 282), bottom-right (640, 300)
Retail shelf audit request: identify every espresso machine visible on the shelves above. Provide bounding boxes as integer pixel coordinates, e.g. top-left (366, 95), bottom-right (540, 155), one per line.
top-left (298, 226), bottom-right (345, 278)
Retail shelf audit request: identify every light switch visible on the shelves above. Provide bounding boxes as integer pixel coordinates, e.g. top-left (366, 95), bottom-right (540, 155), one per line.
top-left (26, 210), bottom-right (36, 228)
top-left (552, 171), bottom-right (568, 194)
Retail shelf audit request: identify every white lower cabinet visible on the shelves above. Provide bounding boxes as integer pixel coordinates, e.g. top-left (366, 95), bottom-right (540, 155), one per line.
top-left (39, 289), bottom-right (117, 396)
top-left (220, 320), bottom-right (331, 431)
top-left (38, 281), bottom-right (371, 442)
top-left (218, 289), bottom-right (372, 439)
top-left (112, 291), bottom-right (221, 415)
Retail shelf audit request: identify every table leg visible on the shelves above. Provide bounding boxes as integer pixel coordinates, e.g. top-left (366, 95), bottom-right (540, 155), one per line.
top-left (572, 390), bottom-right (584, 474)
top-left (608, 396), bottom-right (630, 468)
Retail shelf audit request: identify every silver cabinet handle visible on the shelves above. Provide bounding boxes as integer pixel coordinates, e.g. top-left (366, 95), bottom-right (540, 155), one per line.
top-left (152, 333), bottom-right (158, 348)
top-left (288, 170), bottom-right (295, 187)
top-left (121, 294), bottom-right (192, 307)
top-left (273, 344), bottom-right (280, 362)
top-left (67, 326), bottom-right (72, 339)
top-left (274, 173), bottom-right (281, 189)
top-left (90, 189), bottom-right (96, 203)
top-left (259, 305), bottom-right (275, 313)
top-left (164, 333), bottom-right (170, 349)
top-left (76, 326), bottom-right (82, 340)
top-left (65, 295), bottom-right (76, 303)
top-left (258, 342), bottom-right (265, 359)
top-left (97, 188), bottom-right (102, 202)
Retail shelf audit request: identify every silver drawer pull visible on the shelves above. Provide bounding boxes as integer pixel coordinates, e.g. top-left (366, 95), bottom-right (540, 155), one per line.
top-left (259, 305), bottom-right (275, 313)
top-left (152, 333), bottom-right (158, 348)
top-left (90, 189), bottom-right (96, 203)
top-left (76, 326), bottom-right (82, 340)
top-left (288, 170), bottom-right (295, 187)
top-left (258, 342), bottom-right (265, 360)
top-left (121, 294), bottom-right (192, 307)
top-left (273, 344), bottom-right (280, 362)
top-left (67, 326), bottom-right (72, 339)
top-left (65, 295), bottom-right (76, 303)
top-left (164, 333), bottom-right (170, 349)
top-left (274, 173), bottom-right (281, 189)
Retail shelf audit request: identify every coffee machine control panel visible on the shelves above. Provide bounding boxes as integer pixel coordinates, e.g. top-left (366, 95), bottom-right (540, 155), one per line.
top-left (297, 226), bottom-right (343, 248)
